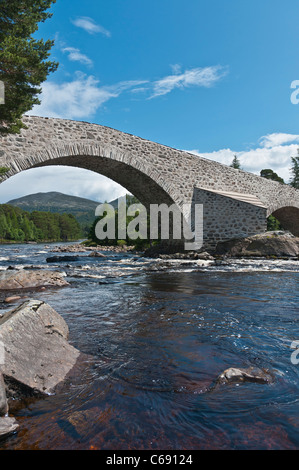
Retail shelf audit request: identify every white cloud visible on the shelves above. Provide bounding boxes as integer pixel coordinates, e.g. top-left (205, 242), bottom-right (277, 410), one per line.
top-left (29, 74), bottom-right (113, 119)
top-left (188, 133), bottom-right (299, 183)
top-left (29, 64), bottom-right (226, 119)
top-left (170, 64), bottom-right (182, 74)
top-left (150, 66), bottom-right (228, 98)
top-left (71, 16), bottom-right (111, 37)
top-left (0, 167), bottom-right (127, 204)
top-left (29, 74), bottom-right (147, 120)
top-left (130, 86), bottom-right (150, 94)
top-left (259, 133), bottom-right (299, 148)
top-left (62, 47), bottom-right (93, 67)
top-left (104, 79), bottom-right (149, 97)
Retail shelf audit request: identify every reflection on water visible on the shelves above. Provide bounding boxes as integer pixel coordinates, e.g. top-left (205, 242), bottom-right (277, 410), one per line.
top-left (0, 243), bottom-right (298, 450)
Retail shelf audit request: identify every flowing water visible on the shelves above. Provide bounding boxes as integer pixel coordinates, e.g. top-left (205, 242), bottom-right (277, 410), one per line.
top-left (0, 242), bottom-right (298, 450)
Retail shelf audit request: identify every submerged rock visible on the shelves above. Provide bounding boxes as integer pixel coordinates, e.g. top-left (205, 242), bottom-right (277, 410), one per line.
top-left (0, 300), bottom-right (80, 396)
top-left (46, 255), bottom-right (79, 263)
top-left (0, 269), bottom-right (69, 291)
top-left (0, 372), bottom-right (18, 439)
top-left (4, 296), bottom-right (22, 303)
top-left (217, 367), bottom-right (274, 385)
top-left (215, 232), bottom-right (299, 258)
top-left (61, 407), bottom-right (102, 440)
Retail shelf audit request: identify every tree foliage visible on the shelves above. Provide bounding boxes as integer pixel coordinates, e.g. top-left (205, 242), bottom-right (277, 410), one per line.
top-left (290, 150), bottom-right (299, 189)
top-left (0, 0), bottom-right (58, 134)
top-left (230, 155), bottom-right (241, 169)
top-left (88, 195), bottom-right (153, 249)
top-left (260, 169), bottom-right (285, 184)
top-left (267, 215), bottom-right (282, 231)
top-left (260, 168), bottom-right (284, 230)
top-left (0, 204), bottom-right (82, 242)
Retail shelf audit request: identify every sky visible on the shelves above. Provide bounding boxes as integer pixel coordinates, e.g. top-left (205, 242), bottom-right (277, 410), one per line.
top-left (1, 0), bottom-right (299, 203)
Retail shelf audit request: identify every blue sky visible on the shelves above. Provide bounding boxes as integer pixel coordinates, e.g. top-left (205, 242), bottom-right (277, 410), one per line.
top-left (1, 0), bottom-right (299, 203)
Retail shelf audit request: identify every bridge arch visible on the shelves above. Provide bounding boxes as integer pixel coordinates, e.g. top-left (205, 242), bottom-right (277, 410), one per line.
top-left (270, 206), bottom-right (299, 237)
top-left (24, 141), bottom-right (182, 210)
top-left (2, 141), bottom-right (189, 248)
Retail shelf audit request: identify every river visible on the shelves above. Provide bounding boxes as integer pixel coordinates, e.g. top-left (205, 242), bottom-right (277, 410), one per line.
top-left (0, 242), bottom-right (298, 450)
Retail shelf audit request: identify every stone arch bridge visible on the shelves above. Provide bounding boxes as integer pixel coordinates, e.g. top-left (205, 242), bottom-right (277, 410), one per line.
top-left (0, 115), bottom-right (299, 250)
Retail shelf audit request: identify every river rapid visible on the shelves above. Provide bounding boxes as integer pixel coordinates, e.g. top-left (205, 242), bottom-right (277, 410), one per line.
top-left (0, 242), bottom-right (298, 450)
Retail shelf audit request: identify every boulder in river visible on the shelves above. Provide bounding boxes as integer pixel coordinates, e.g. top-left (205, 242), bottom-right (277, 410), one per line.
top-left (87, 251), bottom-right (106, 258)
top-left (217, 366), bottom-right (274, 385)
top-left (215, 231), bottom-right (299, 258)
top-left (0, 300), bottom-right (80, 396)
top-left (0, 269), bottom-right (69, 291)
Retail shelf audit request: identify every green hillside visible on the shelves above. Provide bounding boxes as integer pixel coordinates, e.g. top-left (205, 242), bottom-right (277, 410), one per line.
top-left (6, 192), bottom-right (139, 238)
top-left (7, 192), bottom-right (101, 234)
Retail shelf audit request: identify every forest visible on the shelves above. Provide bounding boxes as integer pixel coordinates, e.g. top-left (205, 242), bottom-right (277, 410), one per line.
top-left (0, 204), bottom-right (82, 243)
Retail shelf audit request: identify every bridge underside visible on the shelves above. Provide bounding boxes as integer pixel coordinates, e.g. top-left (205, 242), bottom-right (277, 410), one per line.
top-left (272, 206), bottom-right (299, 237)
top-left (34, 155), bottom-right (176, 210)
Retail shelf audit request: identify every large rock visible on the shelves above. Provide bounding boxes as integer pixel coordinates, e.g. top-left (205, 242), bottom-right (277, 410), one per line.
top-left (0, 300), bottom-right (80, 395)
top-left (215, 232), bottom-right (299, 258)
top-left (0, 269), bottom-right (69, 290)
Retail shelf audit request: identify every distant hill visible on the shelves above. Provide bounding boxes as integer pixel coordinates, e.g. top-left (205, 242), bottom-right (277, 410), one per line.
top-left (7, 192), bottom-right (138, 234)
top-left (7, 192), bottom-right (101, 233)
top-left (109, 194), bottom-right (137, 208)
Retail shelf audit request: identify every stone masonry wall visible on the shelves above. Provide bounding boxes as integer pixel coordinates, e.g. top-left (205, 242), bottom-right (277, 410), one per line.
top-left (193, 188), bottom-right (268, 249)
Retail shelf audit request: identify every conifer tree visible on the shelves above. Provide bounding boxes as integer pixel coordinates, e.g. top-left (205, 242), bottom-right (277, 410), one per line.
top-left (230, 155), bottom-right (241, 169)
top-left (0, 0), bottom-right (58, 134)
top-left (290, 149), bottom-right (299, 189)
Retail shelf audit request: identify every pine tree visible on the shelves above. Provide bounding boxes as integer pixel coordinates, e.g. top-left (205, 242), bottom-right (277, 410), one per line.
top-left (0, 0), bottom-right (58, 134)
top-left (290, 149), bottom-right (299, 189)
top-left (230, 155), bottom-right (241, 169)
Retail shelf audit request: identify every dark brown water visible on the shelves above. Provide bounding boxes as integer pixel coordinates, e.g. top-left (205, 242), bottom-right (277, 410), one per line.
top-left (0, 243), bottom-right (298, 450)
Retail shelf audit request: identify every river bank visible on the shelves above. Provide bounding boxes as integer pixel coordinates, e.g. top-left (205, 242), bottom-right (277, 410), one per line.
top-left (51, 231), bottom-right (299, 261)
top-left (0, 238), bottom-right (84, 246)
